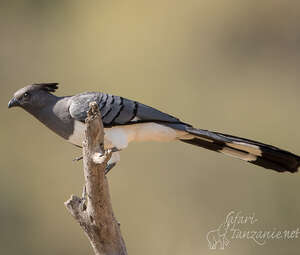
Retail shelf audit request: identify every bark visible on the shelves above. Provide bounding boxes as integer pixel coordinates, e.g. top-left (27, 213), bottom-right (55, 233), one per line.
top-left (65, 102), bottom-right (127, 255)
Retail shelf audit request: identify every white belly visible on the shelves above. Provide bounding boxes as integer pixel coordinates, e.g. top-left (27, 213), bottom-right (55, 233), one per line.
top-left (68, 121), bottom-right (86, 147)
top-left (68, 121), bottom-right (191, 149)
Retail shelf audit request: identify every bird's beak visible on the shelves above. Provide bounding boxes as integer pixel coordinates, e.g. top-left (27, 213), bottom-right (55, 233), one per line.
top-left (8, 97), bottom-right (19, 108)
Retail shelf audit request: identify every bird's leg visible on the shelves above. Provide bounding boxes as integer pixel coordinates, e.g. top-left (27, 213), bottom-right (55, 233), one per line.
top-left (80, 185), bottom-right (87, 211)
top-left (82, 185), bottom-right (87, 198)
top-left (104, 147), bottom-right (121, 174)
top-left (111, 147), bottom-right (121, 153)
top-left (73, 156), bottom-right (83, 162)
top-left (105, 162), bottom-right (117, 175)
top-left (73, 147), bottom-right (120, 162)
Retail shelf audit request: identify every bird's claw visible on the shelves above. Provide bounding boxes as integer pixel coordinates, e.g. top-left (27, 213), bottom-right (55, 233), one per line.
top-left (105, 162), bottom-right (117, 175)
top-left (73, 148), bottom-right (120, 162)
top-left (73, 156), bottom-right (83, 162)
top-left (111, 147), bottom-right (121, 153)
top-left (80, 185), bottom-right (87, 211)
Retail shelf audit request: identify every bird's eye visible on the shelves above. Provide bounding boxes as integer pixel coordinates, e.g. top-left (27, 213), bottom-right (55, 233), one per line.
top-left (23, 92), bottom-right (29, 98)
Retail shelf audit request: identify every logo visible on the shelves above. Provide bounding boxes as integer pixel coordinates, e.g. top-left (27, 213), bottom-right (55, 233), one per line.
top-left (207, 211), bottom-right (300, 250)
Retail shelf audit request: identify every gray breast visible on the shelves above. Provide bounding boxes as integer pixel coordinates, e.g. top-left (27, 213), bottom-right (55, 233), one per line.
top-left (27, 97), bottom-right (75, 140)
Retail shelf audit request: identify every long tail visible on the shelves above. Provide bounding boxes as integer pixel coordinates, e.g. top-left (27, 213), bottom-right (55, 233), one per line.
top-left (180, 126), bottom-right (300, 173)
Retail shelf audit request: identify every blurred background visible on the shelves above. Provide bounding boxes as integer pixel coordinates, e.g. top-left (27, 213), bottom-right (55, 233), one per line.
top-left (1, 0), bottom-right (300, 254)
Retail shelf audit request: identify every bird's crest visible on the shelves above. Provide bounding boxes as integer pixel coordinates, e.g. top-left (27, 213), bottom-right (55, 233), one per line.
top-left (33, 83), bottom-right (59, 93)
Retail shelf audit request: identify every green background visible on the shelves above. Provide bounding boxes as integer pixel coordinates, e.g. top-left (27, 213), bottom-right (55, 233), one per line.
top-left (1, 0), bottom-right (300, 254)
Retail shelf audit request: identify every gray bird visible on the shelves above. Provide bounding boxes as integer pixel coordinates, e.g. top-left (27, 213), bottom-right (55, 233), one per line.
top-left (8, 83), bottom-right (300, 173)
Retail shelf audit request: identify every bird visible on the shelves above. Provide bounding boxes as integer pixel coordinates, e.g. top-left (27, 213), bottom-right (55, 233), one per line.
top-left (8, 83), bottom-right (300, 173)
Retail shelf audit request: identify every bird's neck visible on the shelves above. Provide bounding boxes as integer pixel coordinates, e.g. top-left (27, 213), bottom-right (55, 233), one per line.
top-left (25, 94), bottom-right (59, 117)
top-left (25, 95), bottom-right (74, 140)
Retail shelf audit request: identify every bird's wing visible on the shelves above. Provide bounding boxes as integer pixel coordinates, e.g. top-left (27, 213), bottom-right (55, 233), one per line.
top-left (69, 92), bottom-right (183, 126)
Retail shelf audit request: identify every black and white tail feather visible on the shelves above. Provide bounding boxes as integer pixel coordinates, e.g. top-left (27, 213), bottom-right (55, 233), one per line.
top-left (181, 126), bottom-right (300, 173)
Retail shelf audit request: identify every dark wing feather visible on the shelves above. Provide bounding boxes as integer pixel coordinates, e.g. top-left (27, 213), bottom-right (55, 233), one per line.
top-left (69, 92), bottom-right (183, 126)
top-left (135, 103), bottom-right (180, 122)
top-left (112, 98), bottom-right (136, 124)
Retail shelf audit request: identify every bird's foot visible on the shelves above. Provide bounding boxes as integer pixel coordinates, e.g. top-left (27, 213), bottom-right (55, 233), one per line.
top-left (72, 148), bottom-right (120, 162)
top-left (111, 147), bottom-right (121, 153)
top-left (80, 185), bottom-right (87, 211)
top-left (73, 156), bottom-right (83, 162)
top-left (105, 162), bottom-right (117, 175)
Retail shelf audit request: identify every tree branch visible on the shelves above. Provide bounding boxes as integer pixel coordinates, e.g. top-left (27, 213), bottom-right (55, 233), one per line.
top-left (65, 102), bottom-right (127, 255)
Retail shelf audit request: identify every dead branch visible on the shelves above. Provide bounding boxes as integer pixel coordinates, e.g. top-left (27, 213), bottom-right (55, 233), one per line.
top-left (65, 102), bottom-right (127, 255)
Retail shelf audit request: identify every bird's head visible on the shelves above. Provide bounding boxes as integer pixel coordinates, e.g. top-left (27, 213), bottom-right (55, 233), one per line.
top-left (8, 83), bottom-right (59, 110)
